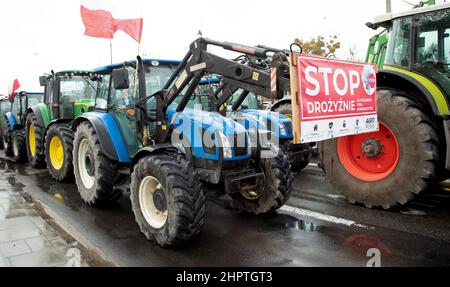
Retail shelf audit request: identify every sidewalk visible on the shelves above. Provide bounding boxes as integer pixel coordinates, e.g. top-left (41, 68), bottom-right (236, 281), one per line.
top-left (0, 163), bottom-right (82, 267)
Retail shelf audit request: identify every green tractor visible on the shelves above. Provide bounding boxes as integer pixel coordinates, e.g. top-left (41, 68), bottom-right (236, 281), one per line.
top-left (26, 71), bottom-right (96, 182)
top-left (320, 1), bottom-right (450, 208)
top-left (1, 92), bottom-right (44, 162)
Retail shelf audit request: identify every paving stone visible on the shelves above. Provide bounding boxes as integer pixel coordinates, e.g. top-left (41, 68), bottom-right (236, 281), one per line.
top-left (0, 240), bottom-right (31, 257)
top-left (0, 217), bottom-right (37, 231)
top-left (0, 223), bottom-right (40, 242)
top-left (8, 248), bottom-right (68, 267)
top-left (0, 256), bottom-right (11, 267)
top-left (25, 237), bottom-right (53, 252)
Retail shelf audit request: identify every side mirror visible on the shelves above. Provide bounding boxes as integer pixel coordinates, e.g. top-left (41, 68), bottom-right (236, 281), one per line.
top-left (112, 68), bottom-right (129, 90)
top-left (39, 76), bottom-right (48, 87)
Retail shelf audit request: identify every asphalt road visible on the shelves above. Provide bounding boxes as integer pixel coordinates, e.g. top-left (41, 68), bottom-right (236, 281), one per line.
top-left (1, 152), bottom-right (450, 267)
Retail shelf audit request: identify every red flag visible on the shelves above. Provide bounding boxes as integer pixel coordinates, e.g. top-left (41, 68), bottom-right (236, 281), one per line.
top-left (80, 5), bottom-right (143, 42)
top-left (8, 79), bottom-right (20, 101)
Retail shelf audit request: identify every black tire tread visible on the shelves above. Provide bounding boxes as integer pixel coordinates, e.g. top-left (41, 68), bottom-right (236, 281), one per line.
top-left (130, 153), bottom-right (205, 247)
top-left (320, 89), bottom-right (440, 209)
top-left (26, 113), bottom-right (46, 168)
top-left (73, 121), bottom-right (122, 205)
top-left (44, 124), bottom-right (75, 182)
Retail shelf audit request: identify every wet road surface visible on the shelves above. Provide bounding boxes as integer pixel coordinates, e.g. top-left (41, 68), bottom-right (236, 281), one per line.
top-left (1, 153), bottom-right (450, 267)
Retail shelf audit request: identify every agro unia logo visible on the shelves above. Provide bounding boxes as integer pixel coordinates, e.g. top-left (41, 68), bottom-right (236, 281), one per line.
top-left (361, 65), bottom-right (376, 96)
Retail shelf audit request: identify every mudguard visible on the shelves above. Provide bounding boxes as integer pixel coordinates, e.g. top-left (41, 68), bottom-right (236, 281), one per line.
top-left (131, 144), bottom-right (178, 167)
top-left (72, 112), bottom-right (129, 163)
top-left (379, 68), bottom-right (450, 116)
top-left (27, 104), bottom-right (51, 129)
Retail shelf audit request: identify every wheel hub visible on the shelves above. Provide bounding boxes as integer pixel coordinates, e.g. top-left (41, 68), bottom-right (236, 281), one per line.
top-left (84, 152), bottom-right (95, 176)
top-left (152, 188), bottom-right (167, 212)
top-left (361, 138), bottom-right (383, 158)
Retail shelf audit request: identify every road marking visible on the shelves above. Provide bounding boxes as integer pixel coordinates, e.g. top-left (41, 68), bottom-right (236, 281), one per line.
top-left (308, 163), bottom-right (318, 167)
top-left (280, 205), bottom-right (373, 229)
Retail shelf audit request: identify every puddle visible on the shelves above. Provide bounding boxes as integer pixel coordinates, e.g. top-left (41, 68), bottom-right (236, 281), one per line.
top-left (285, 220), bottom-right (319, 232)
top-left (400, 208), bottom-right (427, 216)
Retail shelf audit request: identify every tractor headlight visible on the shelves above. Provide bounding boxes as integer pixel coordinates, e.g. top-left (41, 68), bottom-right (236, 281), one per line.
top-left (218, 131), bottom-right (233, 159)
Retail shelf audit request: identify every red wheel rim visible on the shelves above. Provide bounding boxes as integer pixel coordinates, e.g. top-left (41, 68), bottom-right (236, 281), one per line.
top-left (337, 122), bottom-right (399, 182)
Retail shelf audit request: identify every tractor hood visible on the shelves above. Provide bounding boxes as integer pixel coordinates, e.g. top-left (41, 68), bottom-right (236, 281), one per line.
top-left (230, 109), bottom-right (293, 139)
top-left (167, 106), bottom-right (250, 161)
top-left (167, 107), bottom-right (247, 136)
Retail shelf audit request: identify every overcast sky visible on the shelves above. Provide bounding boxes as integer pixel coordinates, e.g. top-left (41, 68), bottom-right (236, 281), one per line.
top-left (0, 0), bottom-right (416, 94)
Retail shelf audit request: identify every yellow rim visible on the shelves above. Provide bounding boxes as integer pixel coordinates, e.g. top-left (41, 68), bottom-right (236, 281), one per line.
top-left (49, 136), bottom-right (64, 170)
top-left (285, 113), bottom-right (293, 120)
top-left (29, 124), bottom-right (36, 157)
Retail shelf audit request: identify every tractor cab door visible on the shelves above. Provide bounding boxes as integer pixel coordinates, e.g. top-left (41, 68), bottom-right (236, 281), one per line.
top-left (413, 8), bottom-right (450, 98)
top-left (109, 67), bottom-right (141, 157)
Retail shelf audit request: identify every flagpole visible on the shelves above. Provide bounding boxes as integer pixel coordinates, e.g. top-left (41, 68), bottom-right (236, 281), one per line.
top-left (110, 39), bottom-right (113, 64)
top-left (133, 42), bottom-right (141, 100)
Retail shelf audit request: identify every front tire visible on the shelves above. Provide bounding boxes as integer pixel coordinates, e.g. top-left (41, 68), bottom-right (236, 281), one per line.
top-left (73, 122), bottom-right (122, 206)
top-left (320, 89), bottom-right (439, 209)
top-left (26, 113), bottom-right (46, 168)
top-left (11, 130), bottom-right (27, 163)
top-left (130, 153), bottom-right (205, 247)
top-left (231, 150), bottom-right (293, 214)
top-left (45, 124), bottom-right (74, 182)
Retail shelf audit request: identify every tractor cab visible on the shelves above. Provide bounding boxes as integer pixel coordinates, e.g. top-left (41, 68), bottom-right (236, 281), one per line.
top-left (369, 2), bottom-right (450, 96)
top-left (40, 71), bottom-right (96, 120)
top-left (11, 92), bottom-right (44, 123)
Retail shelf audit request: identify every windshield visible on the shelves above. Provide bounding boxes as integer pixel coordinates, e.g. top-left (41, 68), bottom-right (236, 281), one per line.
top-left (60, 76), bottom-right (96, 103)
top-left (144, 63), bottom-right (177, 97)
top-left (413, 8), bottom-right (450, 95)
top-left (26, 93), bottom-right (44, 107)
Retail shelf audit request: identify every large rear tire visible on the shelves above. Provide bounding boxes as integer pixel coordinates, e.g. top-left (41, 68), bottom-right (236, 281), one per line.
top-left (26, 113), bottom-right (46, 168)
top-left (45, 124), bottom-right (74, 182)
top-left (320, 89), bottom-right (439, 209)
top-left (73, 121), bottom-right (122, 206)
top-left (130, 153), bottom-right (205, 247)
top-left (11, 130), bottom-right (27, 163)
top-left (231, 150), bottom-right (293, 214)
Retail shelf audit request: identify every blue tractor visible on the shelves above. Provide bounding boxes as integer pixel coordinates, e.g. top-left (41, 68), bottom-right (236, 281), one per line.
top-left (196, 77), bottom-right (314, 171)
top-left (71, 39), bottom-right (294, 247)
top-left (2, 92), bottom-right (44, 162)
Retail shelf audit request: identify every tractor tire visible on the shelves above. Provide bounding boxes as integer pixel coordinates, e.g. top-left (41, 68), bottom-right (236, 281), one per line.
top-left (0, 132), bottom-right (4, 150)
top-left (130, 153), bottom-right (205, 247)
top-left (3, 131), bottom-right (13, 157)
top-left (231, 150), bottom-right (293, 214)
top-left (45, 124), bottom-right (74, 182)
top-left (73, 121), bottom-right (122, 206)
top-left (26, 113), bottom-right (46, 168)
top-left (11, 130), bottom-right (27, 163)
top-left (320, 89), bottom-right (439, 209)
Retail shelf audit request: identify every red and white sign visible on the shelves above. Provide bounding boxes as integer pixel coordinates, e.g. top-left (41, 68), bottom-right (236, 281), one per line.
top-left (296, 55), bottom-right (378, 143)
top-left (80, 0), bottom-right (143, 43)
